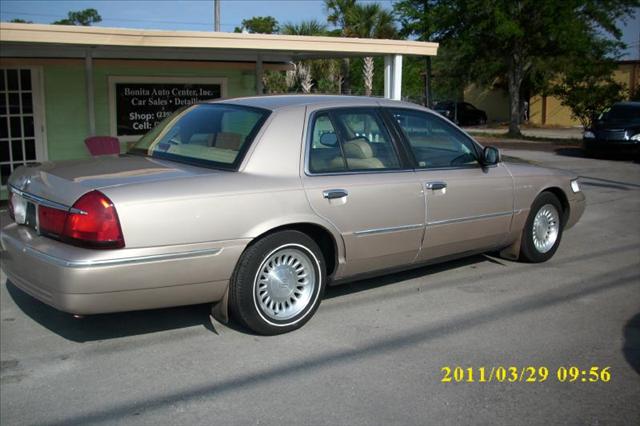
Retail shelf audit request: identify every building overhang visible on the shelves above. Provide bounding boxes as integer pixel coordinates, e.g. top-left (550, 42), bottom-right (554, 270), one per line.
top-left (0, 22), bottom-right (438, 62)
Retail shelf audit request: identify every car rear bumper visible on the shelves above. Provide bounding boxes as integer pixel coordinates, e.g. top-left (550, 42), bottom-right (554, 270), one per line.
top-left (1, 223), bottom-right (249, 315)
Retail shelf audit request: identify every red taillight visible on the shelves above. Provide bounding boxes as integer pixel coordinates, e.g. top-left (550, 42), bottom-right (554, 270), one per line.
top-left (62, 191), bottom-right (125, 249)
top-left (38, 205), bottom-right (68, 236)
top-left (8, 192), bottom-right (15, 220)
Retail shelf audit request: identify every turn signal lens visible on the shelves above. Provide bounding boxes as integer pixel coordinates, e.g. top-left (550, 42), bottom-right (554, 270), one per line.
top-left (570, 179), bottom-right (580, 193)
top-left (62, 191), bottom-right (125, 249)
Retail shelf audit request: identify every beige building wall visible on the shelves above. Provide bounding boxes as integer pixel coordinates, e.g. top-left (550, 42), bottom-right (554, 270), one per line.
top-left (464, 61), bottom-right (639, 127)
top-left (464, 83), bottom-right (510, 123)
top-left (529, 61), bottom-right (639, 127)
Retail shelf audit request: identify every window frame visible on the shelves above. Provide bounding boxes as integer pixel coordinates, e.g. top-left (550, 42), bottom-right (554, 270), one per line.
top-left (382, 107), bottom-right (486, 171)
top-left (304, 107), bottom-right (413, 176)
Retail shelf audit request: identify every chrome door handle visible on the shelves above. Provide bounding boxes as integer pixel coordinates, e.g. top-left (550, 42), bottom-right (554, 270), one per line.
top-left (323, 189), bottom-right (349, 199)
top-left (425, 181), bottom-right (447, 190)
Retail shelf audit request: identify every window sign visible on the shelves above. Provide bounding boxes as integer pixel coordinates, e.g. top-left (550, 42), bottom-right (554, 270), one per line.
top-left (109, 77), bottom-right (227, 141)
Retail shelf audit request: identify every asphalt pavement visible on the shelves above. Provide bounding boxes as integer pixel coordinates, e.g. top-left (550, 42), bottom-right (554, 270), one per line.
top-left (1, 148), bottom-right (639, 425)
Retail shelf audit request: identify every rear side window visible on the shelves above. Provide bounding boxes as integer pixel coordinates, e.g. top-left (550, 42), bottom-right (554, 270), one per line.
top-left (130, 104), bottom-right (269, 169)
top-left (308, 109), bottom-right (400, 173)
top-left (391, 109), bottom-right (479, 168)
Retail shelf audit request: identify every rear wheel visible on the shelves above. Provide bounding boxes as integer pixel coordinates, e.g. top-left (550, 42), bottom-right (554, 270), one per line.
top-left (519, 192), bottom-right (564, 263)
top-left (229, 230), bottom-right (326, 335)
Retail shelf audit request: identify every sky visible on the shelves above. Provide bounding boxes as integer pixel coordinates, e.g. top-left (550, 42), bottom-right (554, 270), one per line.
top-left (0, 0), bottom-right (638, 59)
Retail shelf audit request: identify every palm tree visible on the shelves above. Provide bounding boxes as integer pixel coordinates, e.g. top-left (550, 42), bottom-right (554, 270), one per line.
top-left (347, 4), bottom-right (396, 96)
top-left (281, 19), bottom-right (327, 36)
top-left (325, 0), bottom-right (357, 94)
top-left (281, 20), bottom-right (335, 94)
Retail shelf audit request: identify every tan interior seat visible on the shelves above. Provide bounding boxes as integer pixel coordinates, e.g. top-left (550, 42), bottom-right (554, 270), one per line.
top-left (329, 138), bottom-right (384, 170)
top-left (212, 132), bottom-right (243, 150)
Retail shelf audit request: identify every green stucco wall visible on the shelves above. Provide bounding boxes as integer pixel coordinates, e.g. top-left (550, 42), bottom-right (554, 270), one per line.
top-left (42, 61), bottom-right (256, 161)
top-left (43, 63), bottom-right (89, 161)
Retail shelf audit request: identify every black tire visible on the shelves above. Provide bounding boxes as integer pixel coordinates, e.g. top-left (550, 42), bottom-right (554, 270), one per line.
top-left (229, 230), bottom-right (326, 335)
top-left (519, 192), bottom-right (564, 263)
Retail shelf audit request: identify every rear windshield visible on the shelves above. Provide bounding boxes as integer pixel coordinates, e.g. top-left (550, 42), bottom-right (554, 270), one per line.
top-left (129, 104), bottom-right (270, 170)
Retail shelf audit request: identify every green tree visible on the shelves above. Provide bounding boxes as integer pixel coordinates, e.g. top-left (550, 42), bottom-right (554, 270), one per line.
top-left (52, 8), bottom-right (102, 26)
top-left (347, 3), bottom-right (396, 96)
top-left (551, 61), bottom-right (627, 128)
top-left (394, 0), bottom-right (438, 105)
top-left (9, 18), bottom-right (33, 23)
top-left (280, 19), bottom-right (327, 36)
top-left (405, 0), bottom-right (638, 136)
top-left (325, 0), bottom-right (357, 94)
top-left (234, 16), bottom-right (279, 34)
top-left (281, 20), bottom-right (338, 94)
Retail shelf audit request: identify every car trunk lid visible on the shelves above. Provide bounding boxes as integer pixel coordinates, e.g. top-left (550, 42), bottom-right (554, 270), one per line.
top-left (8, 154), bottom-right (220, 207)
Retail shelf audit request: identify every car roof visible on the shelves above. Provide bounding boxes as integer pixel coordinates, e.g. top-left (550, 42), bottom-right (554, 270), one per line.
top-left (212, 94), bottom-right (422, 111)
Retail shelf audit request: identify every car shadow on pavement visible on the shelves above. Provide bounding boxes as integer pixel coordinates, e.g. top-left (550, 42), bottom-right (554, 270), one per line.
top-left (324, 255), bottom-right (489, 300)
top-left (5, 281), bottom-right (216, 342)
top-left (554, 147), bottom-right (588, 158)
top-left (623, 312), bottom-right (640, 375)
top-left (555, 147), bottom-right (640, 163)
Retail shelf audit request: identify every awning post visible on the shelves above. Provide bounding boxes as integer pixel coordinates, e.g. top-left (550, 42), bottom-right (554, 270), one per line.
top-left (392, 55), bottom-right (403, 101)
top-left (255, 54), bottom-right (264, 95)
top-left (384, 55), bottom-right (403, 100)
top-left (84, 49), bottom-right (96, 136)
top-left (384, 56), bottom-right (392, 99)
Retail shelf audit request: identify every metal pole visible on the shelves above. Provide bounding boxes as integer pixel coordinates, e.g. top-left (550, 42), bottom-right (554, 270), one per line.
top-left (84, 49), bottom-right (96, 137)
top-left (255, 55), bottom-right (264, 95)
top-left (214, 0), bottom-right (220, 32)
top-left (425, 56), bottom-right (432, 107)
top-left (423, 0), bottom-right (432, 107)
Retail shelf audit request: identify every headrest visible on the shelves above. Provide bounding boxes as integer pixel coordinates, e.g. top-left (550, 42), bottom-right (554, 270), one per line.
top-left (343, 138), bottom-right (373, 159)
top-left (215, 132), bottom-right (243, 150)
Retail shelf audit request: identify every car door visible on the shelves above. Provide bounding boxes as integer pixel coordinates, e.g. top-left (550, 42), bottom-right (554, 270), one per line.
top-left (387, 108), bottom-right (514, 262)
top-left (301, 107), bottom-right (425, 278)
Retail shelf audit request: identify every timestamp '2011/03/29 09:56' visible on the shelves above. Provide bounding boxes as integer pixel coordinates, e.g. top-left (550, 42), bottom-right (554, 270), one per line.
top-left (440, 366), bottom-right (612, 383)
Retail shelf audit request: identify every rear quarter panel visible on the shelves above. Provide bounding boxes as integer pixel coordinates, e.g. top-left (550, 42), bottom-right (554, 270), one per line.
top-left (101, 106), bottom-right (345, 261)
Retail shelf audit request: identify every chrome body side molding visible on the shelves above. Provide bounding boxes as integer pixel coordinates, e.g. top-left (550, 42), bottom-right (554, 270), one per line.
top-left (427, 211), bottom-right (513, 226)
top-left (354, 223), bottom-right (424, 236)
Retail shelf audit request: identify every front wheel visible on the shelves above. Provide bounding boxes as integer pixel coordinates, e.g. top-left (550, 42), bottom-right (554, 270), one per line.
top-left (519, 192), bottom-right (564, 263)
top-left (229, 230), bottom-right (326, 335)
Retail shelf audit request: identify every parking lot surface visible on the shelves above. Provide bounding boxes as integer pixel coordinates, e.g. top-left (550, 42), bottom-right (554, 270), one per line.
top-left (1, 149), bottom-right (639, 425)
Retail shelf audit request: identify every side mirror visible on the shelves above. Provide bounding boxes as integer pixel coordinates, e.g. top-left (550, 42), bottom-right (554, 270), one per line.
top-left (482, 146), bottom-right (501, 165)
top-left (319, 132), bottom-right (338, 147)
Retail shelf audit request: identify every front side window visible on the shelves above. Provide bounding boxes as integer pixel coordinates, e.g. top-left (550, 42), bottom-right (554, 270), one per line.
top-left (308, 109), bottom-right (400, 173)
top-left (391, 109), bottom-right (480, 168)
top-left (130, 104), bottom-right (269, 169)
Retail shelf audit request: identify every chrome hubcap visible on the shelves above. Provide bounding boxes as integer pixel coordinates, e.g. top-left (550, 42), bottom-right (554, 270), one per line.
top-left (255, 247), bottom-right (316, 321)
top-left (532, 204), bottom-right (560, 253)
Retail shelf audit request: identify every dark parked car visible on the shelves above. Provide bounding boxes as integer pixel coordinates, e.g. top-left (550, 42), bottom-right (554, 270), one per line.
top-left (583, 102), bottom-right (640, 157)
top-left (434, 101), bottom-right (488, 126)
